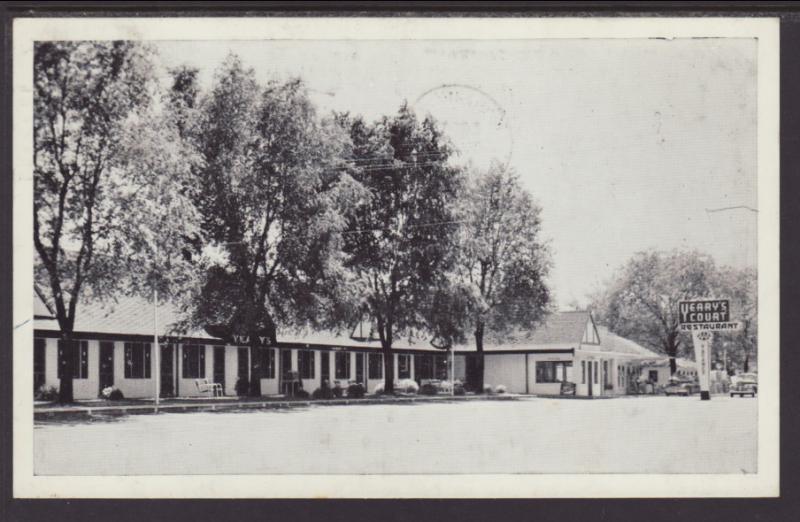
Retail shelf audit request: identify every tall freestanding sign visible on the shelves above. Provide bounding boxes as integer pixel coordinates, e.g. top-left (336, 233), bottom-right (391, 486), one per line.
top-left (679, 299), bottom-right (741, 400)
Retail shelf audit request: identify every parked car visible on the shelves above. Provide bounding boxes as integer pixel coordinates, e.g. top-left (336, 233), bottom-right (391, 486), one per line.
top-left (730, 374), bottom-right (757, 398)
top-left (663, 377), bottom-right (701, 396)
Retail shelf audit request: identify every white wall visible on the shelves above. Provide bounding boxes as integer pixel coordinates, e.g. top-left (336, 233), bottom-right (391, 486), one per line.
top-left (484, 354), bottom-right (527, 394)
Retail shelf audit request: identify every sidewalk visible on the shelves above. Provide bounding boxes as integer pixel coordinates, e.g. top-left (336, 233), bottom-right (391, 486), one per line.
top-left (34, 393), bottom-right (522, 421)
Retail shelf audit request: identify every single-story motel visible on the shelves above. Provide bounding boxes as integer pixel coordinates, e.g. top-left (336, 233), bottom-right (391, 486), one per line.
top-left (33, 292), bottom-right (696, 400)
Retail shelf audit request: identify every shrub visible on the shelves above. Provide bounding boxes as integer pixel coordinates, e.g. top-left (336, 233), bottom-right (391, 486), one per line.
top-left (483, 384), bottom-right (495, 395)
top-left (398, 379), bottom-right (419, 394)
top-left (35, 385), bottom-right (58, 401)
top-left (419, 383), bottom-right (439, 396)
top-left (495, 384), bottom-right (507, 394)
top-left (312, 386), bottom-right (335, 400)
top-left (109, 388), bottom-right (125, 401)
top-left (294, 389), bottom-right (310, 399)
top-left (454, 381), bottom-right (466, 396)
top-left (235, 377), bottom-right (249, 396)
top-left (347, 383), bottom-right (365, 399)
top-left (332, 383), bottom-right (345, 398)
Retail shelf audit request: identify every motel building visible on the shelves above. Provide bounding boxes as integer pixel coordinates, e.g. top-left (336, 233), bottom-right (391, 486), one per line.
top-left (33, 292), bottom-right (669, 400)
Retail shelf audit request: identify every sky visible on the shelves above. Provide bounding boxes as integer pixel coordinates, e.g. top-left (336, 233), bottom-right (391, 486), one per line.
top-left (154, 38), bottom-right (758, 308)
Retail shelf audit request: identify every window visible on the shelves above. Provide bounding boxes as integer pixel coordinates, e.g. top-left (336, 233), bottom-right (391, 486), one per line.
top-left (648, 370), bottom-right (659, 383)
top-left (58, 340), bottom-right (88, 379)
top-left (593, 362), bottom-right (599, 384)
top-left (581, 361), bottom-right (586, 384)
top-left (335, 351), bottom-right (350, 379)
top-left (536, 361), bottom-right (573, 383)
top-left (320, 351), bottom-right (330, 382)
top-left (181, 344), bottom-right (205, 379)
top-left (124, 342), bottom-right (151, 379)
top-left (261, 348), bottom-right (276, 379)
top-left (368, 353), bottom-right (383, 379)
top-left (603, 361), bottom-right (609, 387)
top-left (398, 354), bottom-right (411, 379)
top-left (34, 338), bottom-right (46, 391)
top-left (298, 350), bottom-right (315, 379)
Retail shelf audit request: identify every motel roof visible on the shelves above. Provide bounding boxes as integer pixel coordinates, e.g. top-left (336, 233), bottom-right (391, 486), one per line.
top-left (32, 294), bottom-right (656, 359)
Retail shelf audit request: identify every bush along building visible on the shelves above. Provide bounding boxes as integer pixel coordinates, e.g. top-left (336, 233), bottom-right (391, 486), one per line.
top-left (33, 293), bottom-right (670, 400)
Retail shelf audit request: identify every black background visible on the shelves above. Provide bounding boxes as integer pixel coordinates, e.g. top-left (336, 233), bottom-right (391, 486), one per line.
top-left (1, 2), bottom-right (798, 521)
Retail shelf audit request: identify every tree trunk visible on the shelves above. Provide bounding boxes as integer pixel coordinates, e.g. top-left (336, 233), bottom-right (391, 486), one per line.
top-left (474, 321), bottom-right (485, 393)
top-left (382, 341), bottom-right (394, 394)
top-left (58, 333), bottom-right (75, 404)
top-left (743, 353), bottom-right (750, 373)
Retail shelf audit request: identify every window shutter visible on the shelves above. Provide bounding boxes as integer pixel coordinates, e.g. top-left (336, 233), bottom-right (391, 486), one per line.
top-left (145, 344), bottom-right (152, 379)
top-left (199, 346), bottom-right (205, 378)
top-left (124, 343), bottom-right (132, 378)
top-left (80, 341), bottom-right (88, 378)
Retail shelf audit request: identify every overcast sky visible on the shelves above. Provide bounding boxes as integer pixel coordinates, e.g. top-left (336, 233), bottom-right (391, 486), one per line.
top-left (154, 38), bottom-right (757, 308)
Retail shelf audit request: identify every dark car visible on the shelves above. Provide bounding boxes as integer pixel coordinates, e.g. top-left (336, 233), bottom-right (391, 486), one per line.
top-left (730, 374), bottom-right (757, 398)
top-left (663, 377), bottom-right (701, 396)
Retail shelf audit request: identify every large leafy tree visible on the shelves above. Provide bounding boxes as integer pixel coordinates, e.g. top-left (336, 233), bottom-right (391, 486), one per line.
top-left (184, 55), bottom-right (363, 394)
top-left (590, 250), bottom-right (717, 375)
top-left (33, 42), bottom-right (168, 402)
top-left (713, 266), bottom-right (757, 372)
top-left (339, 105), bottom-right (464, 394)
top-left (449, 162), bottom-right (552, 391)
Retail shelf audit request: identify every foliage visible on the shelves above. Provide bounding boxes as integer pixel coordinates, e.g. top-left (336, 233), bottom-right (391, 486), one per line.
top-left (437, 161), bottom-right (552, 391)
top-left (419, 383), bottom-right (439, 396)
top-left (33, 41), bottom-right (200, 403)
top-left (712, 266), bottom-right (758, 372)
top-left (338, 105), bottom-right (465, 393)
top-left (482, 384), bottom-right (494, 395)
top-left (590, 249), bottom-right (719, 374)
top-left (181, 55), bottom-right (365, 384)
top-left (346, 383), bottom-right (366, 398)
top-left (109, 388), bottom-right (125, 401)
top-left (35, 385), bottom-right (59, 401)
top-left (234, 377), bottom-right (250, 396)
top-left (332, 382), bottom-right (345, 398)
top-left (312, 385), bottom-right (335, 400)
top-left (294, 389), bottom-right (310, 400)
top-left (495, 385), bottom-right (507, 394)
top-left (398, 378), bottom-right (419, 394)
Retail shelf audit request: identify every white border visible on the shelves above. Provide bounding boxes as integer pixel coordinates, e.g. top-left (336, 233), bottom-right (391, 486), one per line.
top-left (13, 16), bottom-right (780, 498)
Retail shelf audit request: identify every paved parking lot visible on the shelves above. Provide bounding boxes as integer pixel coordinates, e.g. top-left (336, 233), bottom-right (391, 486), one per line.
top-left (34, 396), bottom-right (757, 475)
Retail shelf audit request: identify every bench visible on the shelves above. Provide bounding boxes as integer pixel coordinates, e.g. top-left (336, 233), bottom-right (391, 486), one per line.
top-left (195, 379), bottom-right (223, 397)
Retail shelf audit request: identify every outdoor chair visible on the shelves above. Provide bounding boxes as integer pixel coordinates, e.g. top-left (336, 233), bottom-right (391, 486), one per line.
top-left (195, 378), bottom-right (223, 397)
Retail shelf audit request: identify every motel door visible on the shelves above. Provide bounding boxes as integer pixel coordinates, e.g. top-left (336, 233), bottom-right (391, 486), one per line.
top-left (213, 346), bottom-right (225, 393)
top-left (320, 352), bottom-right (330, 384)
top-left (465, 354), bottom-right (481, 391)
top-left (99, 341), bottom-right (114, 393)
top-left (160, 344), bottom-right (174, 397)
top-left (355, 353), bottom-right (365, 385)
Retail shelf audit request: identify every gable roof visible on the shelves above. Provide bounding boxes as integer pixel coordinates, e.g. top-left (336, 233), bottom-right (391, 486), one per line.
top-left (453, 310), bottom-right (592, 352)
top-left (34, 289), bottom-right (55, 320)
top-left (596, 326), bottom-right (661, 357)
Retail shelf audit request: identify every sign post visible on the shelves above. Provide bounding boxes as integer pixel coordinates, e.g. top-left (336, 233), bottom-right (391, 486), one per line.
top-left (678, 299), bottom-right (740, 400)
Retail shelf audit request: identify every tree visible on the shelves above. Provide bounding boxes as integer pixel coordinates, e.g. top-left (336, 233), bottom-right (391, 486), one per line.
top-left (591, 250), bottom-right (717, 375)
top-left (339, 105), bottom-right (465, 394)
top-left (714, 266), bottom-right (757, 372)
top-left (449, 162), bottom-right (551, 391)
top-left (33, 42), bottom-right (158, 403)
top-left (184, 55), bottom-right (363, 395)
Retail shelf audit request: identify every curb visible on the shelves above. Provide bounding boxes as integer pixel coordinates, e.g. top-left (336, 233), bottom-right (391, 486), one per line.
top-left (34, 394), bottom-right (521, 421)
